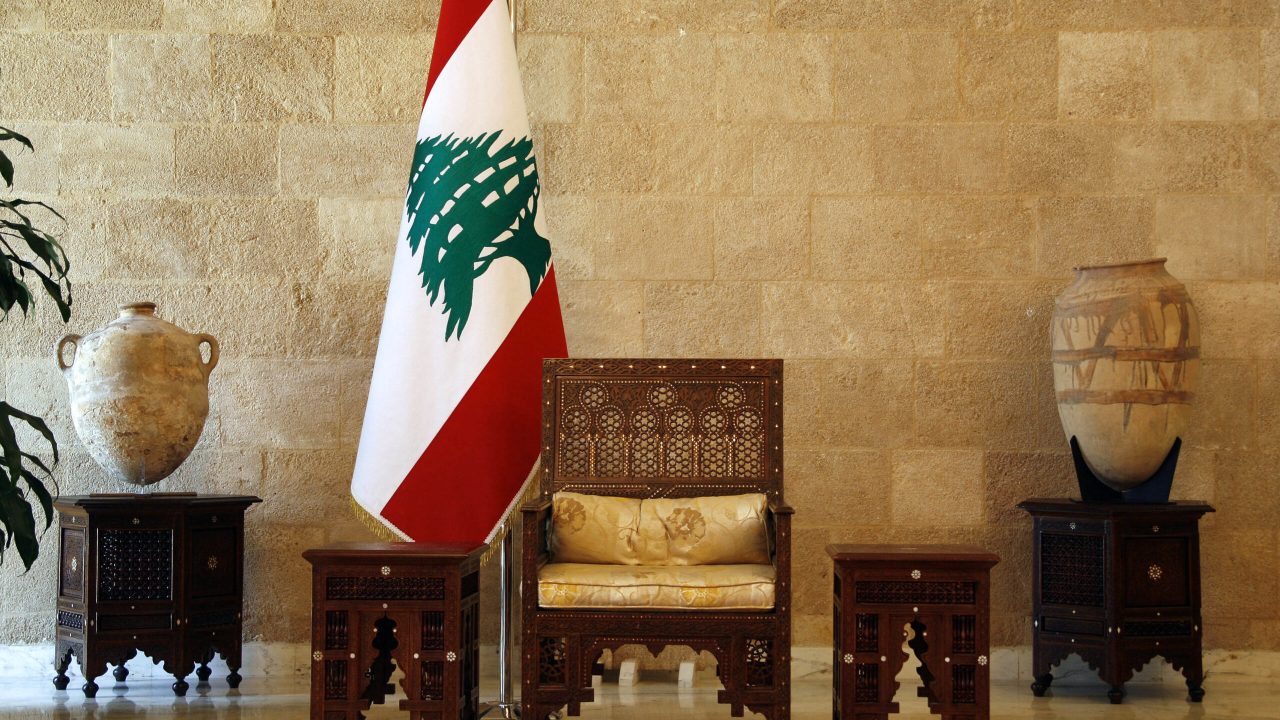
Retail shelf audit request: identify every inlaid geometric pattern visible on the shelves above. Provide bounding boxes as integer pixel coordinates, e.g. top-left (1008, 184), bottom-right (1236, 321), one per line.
top-left (60, 528), bottom-right (85, 599)
top-left (57, 611), bottom-right (84, 631)
top-left (99, 529), bottom-right (172, 601)
top-left (745, 638), bottom-right (773, 687)
top-left (854, 581), bottom-right (976, 605)
top-left (1041, 532), bottom-right (1105, 607)
top-left (325, 576), bottom-right (445, 601)
top-left (555, 379), bottom-right (767, 481)
top-left (537, 637), bottom-right (567, 685)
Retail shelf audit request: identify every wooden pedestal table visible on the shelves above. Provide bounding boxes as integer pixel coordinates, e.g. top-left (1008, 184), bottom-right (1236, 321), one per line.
top-left (1019, 499), bottom-right (1214, 704)
top-left (828, 544), bottom-right (1000, 720)
top-left (52, 493), bottom-right (261, 697)
top-left (303, 542), bottom-right (483, 720)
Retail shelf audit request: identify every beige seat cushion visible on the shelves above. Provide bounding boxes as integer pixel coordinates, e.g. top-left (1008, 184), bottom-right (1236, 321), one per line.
top-left (538, 563), bottom-right (775, 610)
top-left (551, 491), bottom-right (645, 565)
top-left (640, 493), bottom-right (770, 565)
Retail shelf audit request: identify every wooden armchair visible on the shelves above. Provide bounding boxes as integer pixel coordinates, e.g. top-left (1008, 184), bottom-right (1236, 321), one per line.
top-left (521, 359), bottom-right (791, 720)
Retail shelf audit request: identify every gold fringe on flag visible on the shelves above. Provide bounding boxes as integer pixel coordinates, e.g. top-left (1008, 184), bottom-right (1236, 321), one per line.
top-left (347, 497), bottom-right (509, 566)
top-left (478, 459), bottom-right (545, 566)
top-left (345, 457), bottom-right (545, 566)
top-left (347, 496), bottom-right (407, 543)
top-left (478, 533), bottom-right (502, 566)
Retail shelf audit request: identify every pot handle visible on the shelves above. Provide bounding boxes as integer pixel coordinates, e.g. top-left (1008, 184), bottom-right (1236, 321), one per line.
top-left (56, 334), bottom-right (81, 372)
top-left (194, 333), bottom-right (220, 376)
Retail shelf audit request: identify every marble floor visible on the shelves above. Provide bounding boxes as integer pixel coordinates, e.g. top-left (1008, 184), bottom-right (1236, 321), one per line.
top-left (1, 670), bottom-right (1277, 719)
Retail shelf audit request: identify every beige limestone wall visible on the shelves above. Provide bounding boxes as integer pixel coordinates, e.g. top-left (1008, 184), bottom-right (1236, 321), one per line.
top-left (1, 0), bottom-right (1278, 657)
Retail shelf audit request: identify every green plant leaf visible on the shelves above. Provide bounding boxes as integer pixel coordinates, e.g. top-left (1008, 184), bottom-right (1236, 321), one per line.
top-left (0, 398), bottom-right (63, 571)
top-left (0, 152), bottom-right (13, 188)
top-left (0, 127), bottom-right (34, 152)
top-left (0, 126), bottom-right (69, 571)
top-left (0, 486), bottom-right (38, 570)
top-left (23, 468), bottom-right (54, 531)
top-left (0, 402), bottom-right (58, 458)
top-left (1, 197), bottom-right (64, 221)
top-left (19, 450), bottom-right (52, 475)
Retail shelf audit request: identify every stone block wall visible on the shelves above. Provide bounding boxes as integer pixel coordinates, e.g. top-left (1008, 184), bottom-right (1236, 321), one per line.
top-left (1, 0), bottom-right (1278, 654)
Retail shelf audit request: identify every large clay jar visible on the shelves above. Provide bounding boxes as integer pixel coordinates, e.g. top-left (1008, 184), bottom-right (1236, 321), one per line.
top-left (1051, 259), bottom-right (1199, 491)
top-left (56, 302), bottom-right (219, 486)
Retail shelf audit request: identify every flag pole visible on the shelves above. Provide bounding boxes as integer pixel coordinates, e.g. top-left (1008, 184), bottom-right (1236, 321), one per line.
top-left (481, 3), bottom-right (521, 717)
top-left (480, 525), bottom-right (520, 719)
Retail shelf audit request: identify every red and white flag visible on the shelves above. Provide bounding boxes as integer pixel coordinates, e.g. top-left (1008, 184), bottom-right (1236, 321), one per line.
top-left (352, 0), bottom-right (567, 544)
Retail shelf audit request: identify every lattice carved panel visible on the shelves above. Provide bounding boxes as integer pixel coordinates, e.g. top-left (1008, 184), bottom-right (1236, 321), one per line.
top-left (325, 576), bottom-right (444, 601)
top-left (543, 360), bottom-right (782, 497)
top-left (855, 664), bottom-right (878, 703)
top-left (952, 664), bottom-right (976, 704)
top-left (952, 615), bottom-right (976, 654)
top-left (855, 614), bottom-right (878, 653)
top-left (325, 660), bottom-right (348, 700)
top-left (421, 661), bottom-right (445, 700)
top-left (745, 638), bottom-right (773, 687)
top-left (99, 529), bottom-right (172, 601)
top-left (57, 611), bottom-right (84, 631)
top-left (326, 611), bottom-right (349, 649)
top-left (1041, 532), bottom-right (1105, 607)
top-left (422, 611), bottom-right (445, 650)
top-left (854, 581), bottom-right (976, 605)
top-left (537, 637), bottom-right (567, 685)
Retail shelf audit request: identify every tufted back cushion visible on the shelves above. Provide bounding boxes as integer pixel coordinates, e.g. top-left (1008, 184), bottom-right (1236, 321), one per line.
top-left (552, 491), bottom-right (769, 566)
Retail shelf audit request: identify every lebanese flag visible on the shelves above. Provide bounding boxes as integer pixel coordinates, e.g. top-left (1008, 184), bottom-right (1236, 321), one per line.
top-left (351, 0), bottom-right (567, 544)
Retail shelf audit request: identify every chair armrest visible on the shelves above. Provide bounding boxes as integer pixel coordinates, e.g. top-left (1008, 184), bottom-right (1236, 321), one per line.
top-left (521, 499), bottom-right (553, 591)
top-left (766, 500), bottom-right (792, 612)
top-left (521, 499), bottom-right (552, 514)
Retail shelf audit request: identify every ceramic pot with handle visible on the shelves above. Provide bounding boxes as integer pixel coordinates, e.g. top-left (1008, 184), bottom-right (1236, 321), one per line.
top-left (56, 302), bottom-right (219, 486)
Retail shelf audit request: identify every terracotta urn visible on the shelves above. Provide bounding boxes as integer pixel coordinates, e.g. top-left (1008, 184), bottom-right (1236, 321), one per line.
top-left (56, 302), bottom-right (219, 486)
top-left (1051, 259), bottom-right (1199, 491)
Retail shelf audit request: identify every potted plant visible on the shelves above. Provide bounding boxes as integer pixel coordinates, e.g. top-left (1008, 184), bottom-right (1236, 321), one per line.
top-left (0, 125), bottom-right (72, 571)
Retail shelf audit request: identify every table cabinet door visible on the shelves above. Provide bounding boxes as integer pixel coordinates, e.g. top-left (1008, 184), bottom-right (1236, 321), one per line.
top-left (188, 526), bottom-right (239, 599)
top-left (1122, 536), bottom-right (1190, 609)
top-left (96, 524), bottom-right (176, 604)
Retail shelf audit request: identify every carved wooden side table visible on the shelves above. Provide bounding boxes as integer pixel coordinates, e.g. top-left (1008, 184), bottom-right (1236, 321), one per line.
top-left (303, 542), bottom-right (483, 720)
top-left (1019, 499), bottom-right (1214, 704)
top-left (52, 493), bottom-right (261, 697)
top-left (828, 544), bottom-right (999, 720)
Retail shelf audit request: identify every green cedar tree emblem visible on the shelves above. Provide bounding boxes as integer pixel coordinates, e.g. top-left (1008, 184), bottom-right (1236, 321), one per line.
top-left (404, 131), bottom-right (551, 341)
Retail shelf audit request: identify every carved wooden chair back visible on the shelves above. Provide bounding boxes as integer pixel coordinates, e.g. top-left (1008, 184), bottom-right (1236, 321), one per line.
top-left (539, 358), bottom-right (784, 502)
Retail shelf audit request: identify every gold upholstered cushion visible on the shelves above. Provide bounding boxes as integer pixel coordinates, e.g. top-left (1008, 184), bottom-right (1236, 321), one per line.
top-left (640, 493), bottom-right (770, 565)
top-left (537, 563), bottom-right (775, 610)
top-left (551, 491), bottom-right (645, 565)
